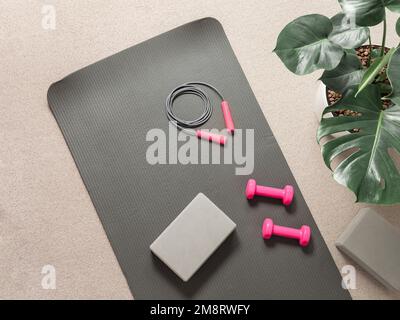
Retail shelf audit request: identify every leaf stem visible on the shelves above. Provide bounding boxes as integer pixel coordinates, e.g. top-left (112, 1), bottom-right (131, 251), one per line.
top-left (381, 12), bottom-right (387, 57)
top-left (367, 36), bottom-right (372, 67)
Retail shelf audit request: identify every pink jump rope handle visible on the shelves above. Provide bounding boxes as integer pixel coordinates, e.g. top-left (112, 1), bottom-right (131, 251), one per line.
top-left (221, 101), bottom-right (235, 134)
top-left (196, 130), bottom-right (227, 145)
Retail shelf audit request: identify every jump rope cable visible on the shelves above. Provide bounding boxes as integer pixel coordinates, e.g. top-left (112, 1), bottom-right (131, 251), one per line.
top-left (165, 82), bottom-right (234, 145)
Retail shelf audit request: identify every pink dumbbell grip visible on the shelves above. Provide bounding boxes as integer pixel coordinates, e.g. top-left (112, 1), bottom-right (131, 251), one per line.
top-left (196, 130), bottom-right (227, 145)
top-left (221, 101), bottom-right (235, 134)
top-left (272, 225), bottom-right (302, 240)
top-left (255, 185), bottom-right (284, 199)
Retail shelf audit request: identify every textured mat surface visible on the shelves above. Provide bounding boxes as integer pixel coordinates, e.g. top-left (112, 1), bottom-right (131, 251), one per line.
top-left (48, 18), bottom-right (350, 299)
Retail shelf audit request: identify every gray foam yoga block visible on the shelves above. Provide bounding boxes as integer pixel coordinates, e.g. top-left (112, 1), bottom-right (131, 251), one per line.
top-left (336, 208), bottom-right (400, 291)
top-left (150, 193), bottom-right (236, 282)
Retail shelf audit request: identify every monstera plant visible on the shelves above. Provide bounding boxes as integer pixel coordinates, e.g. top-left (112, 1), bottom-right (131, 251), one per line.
top-left (274, 0), bottom-right (400, 204)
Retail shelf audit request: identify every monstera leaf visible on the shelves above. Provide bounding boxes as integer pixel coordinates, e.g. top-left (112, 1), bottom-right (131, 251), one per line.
top-left (387, 0), bottom-right (400, 11)
top-left (387, 47), bottom-right (400, 104)
top-left (328, 13), bottom-right (370, 49)
top-left (318, 85), bottom-right (400, 204)
top-left (320, 52), bottom-right (365, 93)
top-left (274, 14), bottom-right (344, 75)
top-left (356, 47), bottom-right (396, 96)
top-left (339, 0), bottom-right (400, 26)
top-left (397, 17), bottom-right (400, 36)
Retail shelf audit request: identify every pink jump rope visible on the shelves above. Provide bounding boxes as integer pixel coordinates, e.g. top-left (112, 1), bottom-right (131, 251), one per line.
top-left (165, 82), bottom-right (235, 145)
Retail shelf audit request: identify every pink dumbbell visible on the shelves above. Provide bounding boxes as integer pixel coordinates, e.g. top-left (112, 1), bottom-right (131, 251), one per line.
top-left (262, 218), bottom-right (311, 247)
top-left (245, 179), bottom-right (294, 206)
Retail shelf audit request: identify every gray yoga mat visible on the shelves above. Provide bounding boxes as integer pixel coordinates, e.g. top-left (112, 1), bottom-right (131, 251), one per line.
top-left (48, 18), bottom-right (350, 299)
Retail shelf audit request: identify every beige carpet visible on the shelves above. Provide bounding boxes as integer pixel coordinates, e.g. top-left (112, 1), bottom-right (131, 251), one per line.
top-left (1, 0), bottom-right (399, 299)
